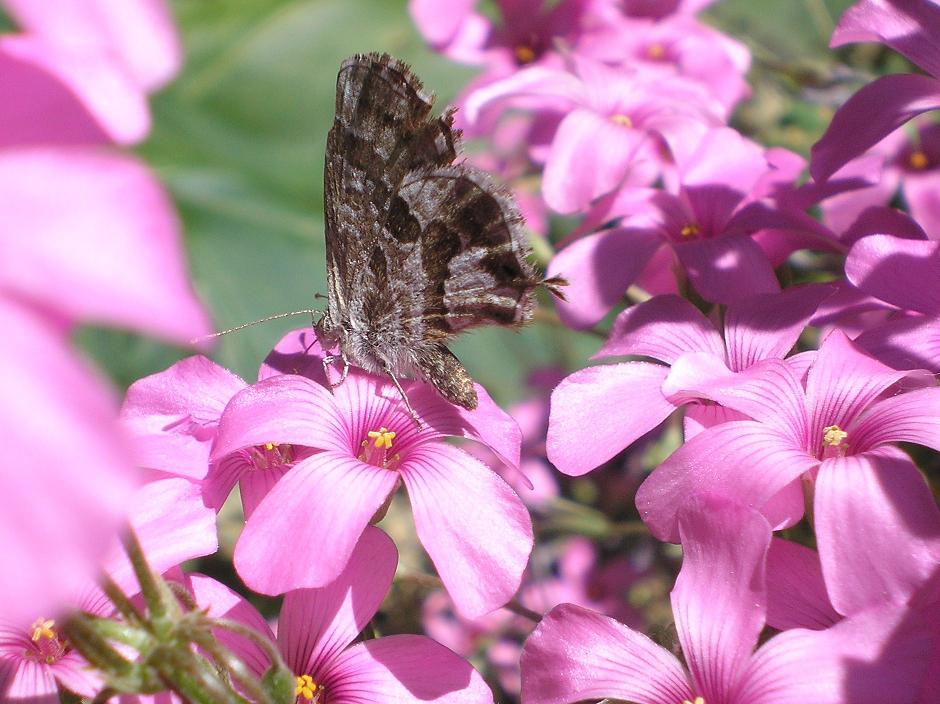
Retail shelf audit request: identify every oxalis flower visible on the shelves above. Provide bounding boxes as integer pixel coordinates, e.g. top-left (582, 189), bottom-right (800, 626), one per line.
top-left (637, 329), bottom-right (940, 616)
top-left (210, 331), bottom-right (533, 619)
top-left (520, 494), bottom-right (932, 704)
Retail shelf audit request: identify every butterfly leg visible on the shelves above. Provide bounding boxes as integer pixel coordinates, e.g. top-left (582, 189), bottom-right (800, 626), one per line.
top-left (383, 365), bottom-right (422, 428)
top-left (322, 350), bottom-right (350, 390)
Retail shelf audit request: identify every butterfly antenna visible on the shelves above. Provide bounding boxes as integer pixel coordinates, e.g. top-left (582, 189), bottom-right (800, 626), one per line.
top-left (190, 309), bottom-right (323, 345)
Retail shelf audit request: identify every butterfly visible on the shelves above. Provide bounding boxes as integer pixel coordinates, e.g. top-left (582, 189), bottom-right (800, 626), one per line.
top-left (315, 53), bottom-right (563, 415)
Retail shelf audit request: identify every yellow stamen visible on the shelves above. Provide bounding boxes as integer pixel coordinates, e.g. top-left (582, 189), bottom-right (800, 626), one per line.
top-left (30, 618), bottom-right (56, 642)
top-left (823, 424), bottom-right (848, 447)
top-left (295, 674), bottom-right (319, 700)
top-left (680, 223), bottom-right (700, 238)
top-left (647, 42), bottom-right (666, 60)
top-left (909, 150), bottom-right (929, 169)
top-left (263, 442), bottom-right (279, 451)
top-left (514, 45), bottom-right (536, 64)
top-left (609, 113), bottom-right (633, 127)
top-left (367, 427), bottom-right (396, 449)
top-left (682, 698), bottom-right (706, 704)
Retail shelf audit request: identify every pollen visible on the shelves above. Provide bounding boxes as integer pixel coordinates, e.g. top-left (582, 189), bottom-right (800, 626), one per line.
top-left (609, 113), bottom-right (633, 127)
top-left (368, 427), bottom-right (396, 449)
top-left (30, 618), bottom-right (56, 642)
top-left (647, 42), bottom-right (666, 60)
top-left (680, 223), bottom-right (700, 238)
top-left (909, 150), bottom-right (929, 169)
top-left (823, 424), bottom-right (848, 447)
top-left (295, 674), bottom-right (321, 701)
top-left (263, 442), bottom-right (279, 451)
top-left (682, 698), bottom-right (706, 704)
top-left (514, 45), bottom-right (536, 64)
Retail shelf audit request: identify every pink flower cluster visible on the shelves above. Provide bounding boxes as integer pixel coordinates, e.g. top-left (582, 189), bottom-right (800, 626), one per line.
top-left (410, 0), bottom-right (940, 700)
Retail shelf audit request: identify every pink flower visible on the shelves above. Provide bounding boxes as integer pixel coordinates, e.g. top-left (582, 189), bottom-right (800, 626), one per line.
top-left (520, 494), bottom-right (932, 704)
top-left (811, 0), bottom-right (940, 181)
top-left (638, 330), bottom-right (940, 615)
top-left (463, 55), bottom-right (722, 213)
top-left (210, 331), bottom-right (533, 619)
top-left (159, 528), bottom-right (494, 703)
top-left (548, 285), bottom-right (831, 475)
top-left (0, 0), bottom-right (180, 146)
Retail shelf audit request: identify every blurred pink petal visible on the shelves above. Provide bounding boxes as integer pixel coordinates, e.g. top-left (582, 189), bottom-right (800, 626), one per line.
top-left (765, 538), bottom-right (841, 630)
top-left (846, 234), bottom-right (940, 314)
top-left (548, 226), bottom-right (661, 329)
top-left (402, 443), bottom-right (533, 618)
top-left (0, 300), bottom-right (135, 627)
top-left (674, 233), bottom-right (780, 303)
top-left (4, 0), bottom-right (181, 91)
top-left (0, 148), bottom-right (211, 342)
top-left (855, 314), bottom-right (940, 372)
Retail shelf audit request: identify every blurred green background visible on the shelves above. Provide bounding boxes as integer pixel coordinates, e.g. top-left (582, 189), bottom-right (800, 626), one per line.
top-left (79, 0), bottom-right (865, 400)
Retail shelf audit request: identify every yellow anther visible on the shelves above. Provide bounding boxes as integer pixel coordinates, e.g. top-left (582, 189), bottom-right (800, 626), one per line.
top-left (610, 113), bottom-right (633, 127)
top-left (263, 442), bottom-right (279, 451)
top-left (909, 150), bottom-right (929, 169)
top-left (682, 698), bottom-right (706, 704)
top-left (30, 618), bottom-right (56, 642)
top-left (680, 223), bottom-right (700, 238)
top-left (823, 424), bottom-right (848, 447)
top-left (514, 45), bottom-right (537, 64)
top-left (647, 42), bottom-right (666, 60)
top-left (367, 427), bottom-right (396, 449)
top-left (295, 674), bottom-right (319, 700)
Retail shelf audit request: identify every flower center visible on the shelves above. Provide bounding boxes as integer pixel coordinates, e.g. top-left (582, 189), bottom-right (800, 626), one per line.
top-left (358, 427), bottom-right (401, 470)
top-left (821, 424), bottom-right (848, 459)
top-left (682, 698), bottom-right (705, 704)
top-left (647, 42), bottom-right (667, 60)
top-left (514, 44), bottom-right (537, 64)
top-left (295, 674), bottom-right (323, 702)
top-left (26, 618), bottom-right (68, 665)
top-left (609, 113), bottom-right (633, 128)
top-left (248, 442), bottom-right (295, 471)
top-left (680, 223), bottom-right (700, 238)
top-left (909, 150), bottom-right (929, 170)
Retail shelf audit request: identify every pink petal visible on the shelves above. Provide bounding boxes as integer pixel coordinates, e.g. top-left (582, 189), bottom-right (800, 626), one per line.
top-left (598, 295), bottom-right (725, 362)
top-left (542, 108), bottom-right (649, 213)
top-left (683, 402), bottom-right (748, 440)
top-left (672, 496), bottom-right (771, 702)
top-left (233, 452), bottom-right (398, 594)
top-left (0, 148), bottom-right (210, 342)
top-left (408, 0), bottom-right (478, 47)
top-left (120, 356), bottom-right (245, 479)
top-left (846, 234), bottom-right (940, 315)
top-left (815, 449), bottom-right (940, 615)
top-left (462, 66), bottom-right (585, 125)
top-left (4, 0), bottom-right (181, 91)
top-left (211, 375), bottom-right (349, 461)
top-left (0, 301), bottom-right (135, 627)
top-left (663, 356), bottom-right (809, 447)
top-left (0, 658), bottom-right (58, 703)
top-left (257, 328), bottom-right (330, 385)
top-left (636, 421), bottom-right (818, 542)
top-left (723, 285), bottom-right (834, 371)
top-left (738, 601), bottom-right (932, 704)
top-left (401, 443), bottom-right (532, 618)
top-left (810, 74), bottom-right (940, 182)
top-left (520, 603), bottom-right (693, 704)
top-left (278, 528), bottom-right (397, 676)
top-left (0, 35), bottom-right (149, 146)
top-left (105, 478), bottom-right (218, 595)
top-left (831, 0), bottom-right (940, 77)
top-left (765, 539), bottom-right (840, 631)
top-left (237, 463), bottom-right (291, 519)
top-left (547, 362), bottom-right (675, 476)
top-left (50, 653), bottom-right (102, 698)
top-left (675, 234), bottom-right (780, 304)
top-left (548, 226), bottom-right (662, 330)
top-left (902, 168), bottom-right (940, 237)
top-left (856, 314), bottom-right (940, 372)
top-left (851, 386), bottom-right (940, 451)
top-left (326, 635), bottom-right (493, 703)
top-left (806, 330), bottom-right (912, 443)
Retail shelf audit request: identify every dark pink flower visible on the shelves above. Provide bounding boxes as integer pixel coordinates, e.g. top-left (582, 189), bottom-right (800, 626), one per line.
top-left (548, 285), bottom-right (831, 475)
top-left (521, 494), bottom-right (931, 704)
top-left (211, 334), bottom-right (532, 618)
top-left (638, 330), bottom-right (940, 615)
